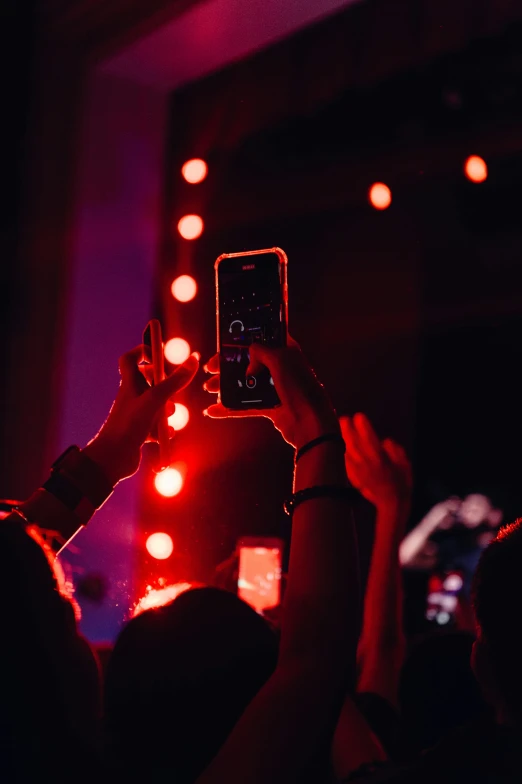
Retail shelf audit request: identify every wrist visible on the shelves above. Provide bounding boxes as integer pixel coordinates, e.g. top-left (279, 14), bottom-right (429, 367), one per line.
top-left (82, 433), bottom-right (124, 486)
top-left (376, 494), bottom-right (410, 517)
top-left (292, 411), bottom-right (341, 451)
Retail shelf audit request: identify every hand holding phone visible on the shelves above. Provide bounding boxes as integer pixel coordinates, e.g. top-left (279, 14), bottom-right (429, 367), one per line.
top-left (143, 319), bottom-right (171, 471)
top-left (203, 339), bottom-right (339, 449)
top-left (215, 248), bottom-right (288, 410)
top-left (83, 342), bottom-right (199, 484)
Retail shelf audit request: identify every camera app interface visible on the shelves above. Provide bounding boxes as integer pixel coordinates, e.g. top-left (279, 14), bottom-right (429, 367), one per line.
top-left (218, 253), bottom-right (284, 409)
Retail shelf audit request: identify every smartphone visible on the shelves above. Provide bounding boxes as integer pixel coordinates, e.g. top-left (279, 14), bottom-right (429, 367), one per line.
top-left (215, 248), bottom-right (288, 410)
top-left (143, 319), bottom-right (170, 471)
top-left (237, 537), bottom-right (283, 614)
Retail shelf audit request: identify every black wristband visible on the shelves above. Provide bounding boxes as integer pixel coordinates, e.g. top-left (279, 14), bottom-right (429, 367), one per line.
top-left (295, 433), bottom-right (346, 463)
top-left (284, 484), bottom-right (358, 516)
top-left (52, 445), bottom-right (114, 508)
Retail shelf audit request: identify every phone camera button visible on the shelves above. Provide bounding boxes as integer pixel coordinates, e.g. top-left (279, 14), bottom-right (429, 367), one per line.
top-left (246, 376), bottom-right (257, 389)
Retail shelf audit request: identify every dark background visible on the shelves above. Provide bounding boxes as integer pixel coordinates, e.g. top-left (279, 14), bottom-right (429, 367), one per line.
top-left (4, 0), bottom-right (522, 635)
top-left (136, 13), bottom-right (522, 618)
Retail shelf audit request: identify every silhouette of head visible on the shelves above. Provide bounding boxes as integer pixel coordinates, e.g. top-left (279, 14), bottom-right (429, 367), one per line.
top-left (105, 587), bottom-right (278, 782)
top-left (472, 519), bottom-right (522, 725)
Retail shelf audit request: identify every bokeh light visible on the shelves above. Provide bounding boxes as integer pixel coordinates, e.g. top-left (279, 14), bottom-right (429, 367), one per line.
top-left (146, 532), bottom-right (174, 559)
top-left (181, 158), bottom-right (208, 184)
top-left (168, 403), bottom-right (189, 431)
top-left (369, 182), bottom-right (392, 210)
top-left (177, 214), bottom-right (204, 240)
top-left (464, 155), bottom-right (488, 183)
top-left (164, 337), bottom-right (191, 365)
top-left (171, 274), bottom-right (197, 302)
top-left (133, 582), bottom-right (196, 616)
top-left (154, 468), bottom-right (183, 497)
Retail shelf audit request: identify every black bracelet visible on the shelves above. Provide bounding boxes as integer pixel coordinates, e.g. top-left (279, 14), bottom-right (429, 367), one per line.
top-left (295, 433), bottom-right (346, 463)
top-left (284, 484), bottom-right (359, 516)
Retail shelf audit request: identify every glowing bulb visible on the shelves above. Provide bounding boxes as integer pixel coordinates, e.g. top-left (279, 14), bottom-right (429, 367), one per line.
top-left (181, 159), bottom-right (208, 184)
top-left (168, 403), bottom-right (189, 431)
top-left (369, 182), bottom-right (392, 210)
top-left (171, 275), bottom-right (197, 302)
top-left (177, 214), bottom-right (204, 240)
top-left (464, 155), bottom-right (487, 183)
top-left (164, 337), bottom-right (190, 365)
top-left (146, 532), bottom-right (174, 559)
top-left (154, 468), bottom-right (183, 497)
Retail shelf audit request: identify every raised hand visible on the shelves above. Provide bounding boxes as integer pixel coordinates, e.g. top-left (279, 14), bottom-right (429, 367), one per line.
top-left (84, 345), bottom-right (199, 483)
top-left (340, 413), bottom-right (412, 509)
top-left (203, 338), bottom-right (339, 449)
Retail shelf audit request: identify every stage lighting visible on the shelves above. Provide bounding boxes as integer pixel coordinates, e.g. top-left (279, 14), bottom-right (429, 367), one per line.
top-left (133, 582), bottom-right (193, 616)
top-left (369, 182), bottom-right (392, 210)
top-left (171, 274), bottom-right (197, 302)
top-left (181, 158), bottom-right (208, 184)
top-left (154, 468), bottom-right (183, 497)
top-left (168, 403), bottom-right (189, 431)
top-left (146, 532), bottom-right (174, 560)
top-left (177, 214), bottom-right (204, 240)
top-left (164, 337), bottom-right (191, 365)
top-left (464, 155), bottom-right (488, 183)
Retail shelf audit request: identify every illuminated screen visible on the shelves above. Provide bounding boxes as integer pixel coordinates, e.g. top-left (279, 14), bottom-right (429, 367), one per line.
top-left (217, 252), bottom-right (285, 409)
top-left (238, 546), bottom-right (282, 614)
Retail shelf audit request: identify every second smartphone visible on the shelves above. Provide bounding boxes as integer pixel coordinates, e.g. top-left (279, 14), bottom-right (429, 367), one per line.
top-left (215, 247), bottom-right (288, 410)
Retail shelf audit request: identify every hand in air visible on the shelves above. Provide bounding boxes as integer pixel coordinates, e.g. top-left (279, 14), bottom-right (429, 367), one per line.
top-left (85, 345), bottom-right (199, 483)
top-left (203, 338), bottom-right (339, 449)
top-left (340, 413), bottom-right (412, 509)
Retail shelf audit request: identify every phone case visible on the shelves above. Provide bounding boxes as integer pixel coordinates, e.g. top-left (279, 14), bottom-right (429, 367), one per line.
top-left (144, 319), bottom-right (171, 471)
top-left (214, 248), bottom-right (288, 410)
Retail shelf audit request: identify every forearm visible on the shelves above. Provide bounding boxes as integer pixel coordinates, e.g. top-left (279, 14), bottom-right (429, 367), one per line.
top-left (331, 694), bottom-right (388, 781)
top-left (398, 517), bottom-right (436, 566)
top-left (279, 439), bottom-right (359, 676)
top-left (16, 439), bottom-right (116, 555)
top-left (358, 500), bottom-right (408, 704)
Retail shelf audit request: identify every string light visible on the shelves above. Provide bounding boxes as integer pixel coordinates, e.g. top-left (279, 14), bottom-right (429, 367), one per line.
top-left (168, 403), bottom-right (189, 431)
top-left (154, 468), bottom-right (183, 498)
top-left (171, 275), bottom-right (197, 302)
top-left (145, 532), bottom-right (174, 559)
top-left (464, 155), bottom-right (488, 183)
top-left (369, 182), bottom-right (392, 210)
top-left (181, 159), bottom-right (208, 184)
top-left (177, 215), bottom-right (204, 240)
top-left (164, 337), bottom-right (191, 365)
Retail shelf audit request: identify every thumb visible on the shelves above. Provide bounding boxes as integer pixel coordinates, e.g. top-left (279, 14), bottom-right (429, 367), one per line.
top-left (246, 343), bottom-right (279, 378)
top-left (150, 353), bottom-right (199, 405)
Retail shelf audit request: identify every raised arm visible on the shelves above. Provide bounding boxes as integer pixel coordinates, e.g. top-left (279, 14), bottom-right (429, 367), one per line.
top-left (340, 414), bottom-right (411, 707)
top-left (2, 344), bottom-right (199, 778)
top-left (13, 346), bottom-right (199, 552)
top-left (198, 340), bottom-right (360, 784)
top-left (399, 498), bottom-right (460, 568)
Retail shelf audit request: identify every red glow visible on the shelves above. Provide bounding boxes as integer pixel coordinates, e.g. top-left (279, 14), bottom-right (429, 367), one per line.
top-left (171, 275), bottom-right (197, 302)
top-left (238, 547), bottom-right (282, 614)
top-left (177, 214), bottom-right (204, 240)
top-left (369, 182), bottom-right (392, 210)
top-left (164, 337), bottom-right (191, 365)
top-left (168, 403), bottom-right (189, 431)
top-left (146, 532), bottom-right (174, 560)
top-left (181, 158), bottom-right (208, 184)
top-left (133, 582), bottom-right (195, 616)
top-left (154, 468), bottom-right (183, 497)
top-left (464, 155), bottom-right (488, 183)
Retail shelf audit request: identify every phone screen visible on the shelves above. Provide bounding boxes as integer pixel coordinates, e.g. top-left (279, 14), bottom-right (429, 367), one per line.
top-left (217, 251), bottom-right (286, 409)
top-left (238, 544), bottom-right (282, 614)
